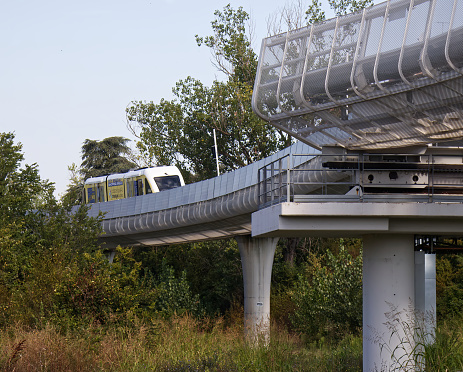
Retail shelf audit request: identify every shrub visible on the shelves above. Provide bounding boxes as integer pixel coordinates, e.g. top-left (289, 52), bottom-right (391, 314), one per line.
top-left (291, 247), bottom-right (363, 340)
top-left (150, 259), bottom-right (204, 318)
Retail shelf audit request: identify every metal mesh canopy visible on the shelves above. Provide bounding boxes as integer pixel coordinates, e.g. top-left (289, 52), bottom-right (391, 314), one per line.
top-left (252, 0), bottom-right (463, 150)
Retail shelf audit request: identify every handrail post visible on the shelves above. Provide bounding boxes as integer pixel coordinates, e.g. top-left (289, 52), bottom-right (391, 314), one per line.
top-left (279, 158), bottom-right (283, 202)
top-left (359, 153), bottom-right (363, 202)
top-left (428, 154), bottom-right (434, 203)
top-left (287, 154), bottom-right (291, 202)
top-left (270, 162), bottom-right (275, 205)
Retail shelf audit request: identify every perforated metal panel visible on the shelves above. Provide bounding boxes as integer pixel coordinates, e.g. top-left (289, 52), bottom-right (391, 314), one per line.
top-left (252, 0), bottom-right (463, 150)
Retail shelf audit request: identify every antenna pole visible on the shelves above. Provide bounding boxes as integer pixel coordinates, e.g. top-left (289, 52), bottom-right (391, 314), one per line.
top-left (213, 129), bottom-right (220, 176)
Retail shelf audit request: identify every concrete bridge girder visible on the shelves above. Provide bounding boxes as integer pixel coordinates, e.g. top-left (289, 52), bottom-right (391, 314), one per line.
top-left (252, 202), bottom-right (463, 238)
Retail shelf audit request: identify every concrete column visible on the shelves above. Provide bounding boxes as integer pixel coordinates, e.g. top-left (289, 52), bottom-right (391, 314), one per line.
top-left (415, 251), bottom-right (436, 343)
top-left (236, 235), bottom-right (279, 345)
top-left (363, 234), bottom-right (415, 371)
top-left (107, 250), bottom-right (116, 263)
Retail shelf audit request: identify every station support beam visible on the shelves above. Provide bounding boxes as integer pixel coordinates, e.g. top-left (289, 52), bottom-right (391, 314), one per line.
top-left (236, 236), bottom-right (279, 345)
top-left (363, 234), bottom-right (416, 371)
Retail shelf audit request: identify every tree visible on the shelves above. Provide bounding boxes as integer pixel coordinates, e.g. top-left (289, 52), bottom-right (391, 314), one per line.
top-left (0, 132), bottom-right (106, 326)
top-left (127, 5), bottom-right (291, 182)
top-left (80, 136), bottom-right (136, 179)
top-left (61, 162), bottom-right (85, 207)
top-left (303, 0), bottom-right (373, 24)
top-left (62, 136), bottom-right (137, 205)
top-left (0, 132), bottom-right (44, 222)
top-left (194, 5), bottom-right (257, 86)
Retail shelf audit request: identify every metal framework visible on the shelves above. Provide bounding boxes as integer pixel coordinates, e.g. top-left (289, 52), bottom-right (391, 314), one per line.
top-left (258, 149), bottom-right (463, 207)
top-left (252, 0), bottom-right (463, 150)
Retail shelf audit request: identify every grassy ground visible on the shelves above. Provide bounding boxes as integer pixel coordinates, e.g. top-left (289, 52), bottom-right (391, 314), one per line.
top-left (0, 316), bottom-right (362, 372)
top-left (2, 315), bottom-right (462, 371)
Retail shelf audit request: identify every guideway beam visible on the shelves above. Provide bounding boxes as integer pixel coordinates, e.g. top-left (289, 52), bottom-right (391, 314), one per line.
top-left (236, 236), bottom-right (279, 345)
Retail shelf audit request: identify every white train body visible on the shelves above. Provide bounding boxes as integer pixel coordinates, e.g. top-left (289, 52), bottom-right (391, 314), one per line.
top-left (84, 166), bottom-right (184, 204)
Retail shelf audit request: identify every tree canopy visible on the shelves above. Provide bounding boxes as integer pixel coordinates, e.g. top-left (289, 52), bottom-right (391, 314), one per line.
top-left (80, 136), bottom-right (136, 179)
top-left (126, 1), bottom-right (375, 183)
top-left (62, 136), bottom-right (137, 205)
top-left (304, 0), bottom-right (373, 23)
top-left (0, 132), bottom-right (44, 222)
top-left (127, 5), bottom-right (292, 182)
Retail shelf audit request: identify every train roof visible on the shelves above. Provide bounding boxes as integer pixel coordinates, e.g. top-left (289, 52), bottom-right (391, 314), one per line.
top-left (84, 175), bottom-right (107, 185)
top-left (84, 166), bottom-right (184, 185)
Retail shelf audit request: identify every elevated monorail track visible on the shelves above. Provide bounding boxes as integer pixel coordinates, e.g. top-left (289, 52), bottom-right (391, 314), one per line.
top-left (82, 142), bottom-right (321, 247)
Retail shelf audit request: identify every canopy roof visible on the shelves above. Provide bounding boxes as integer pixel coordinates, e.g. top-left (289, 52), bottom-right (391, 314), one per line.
top-left (252, 0), bottom-right (463, 150)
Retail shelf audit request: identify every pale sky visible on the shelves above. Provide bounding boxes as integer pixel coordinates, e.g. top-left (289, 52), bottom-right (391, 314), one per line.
top-left (0, 0), bottom-right (342, 197)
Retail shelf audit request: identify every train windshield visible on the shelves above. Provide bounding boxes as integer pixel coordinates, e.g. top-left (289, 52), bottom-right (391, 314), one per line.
top-left (154, 175), bottom-right (182, 191)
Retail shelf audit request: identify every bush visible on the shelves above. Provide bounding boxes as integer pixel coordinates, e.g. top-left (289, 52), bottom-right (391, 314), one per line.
top-left (133, 239), bottom-right (243, 316)
top-left (150, 259), bottom-right (204, 318)
top-left (291, 247), bottom-right (363, 340)
top-left (436, 255), bottom-right (463, 320)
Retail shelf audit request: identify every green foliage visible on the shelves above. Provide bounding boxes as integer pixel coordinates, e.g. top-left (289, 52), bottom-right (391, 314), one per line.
top-left (291, 246), bottom-right (363, 340)
top-left (80, 136), bottom-right (136, 179)
top-left (62, 162), bottom-right (85, 206)
top-left (195, 4), bottom-right (256, 85)
top-left (133, 239), bottom-right (243, 316)
top-left (0, 203), bottom-right (105, 327)
top-left (127, 5), bottom-right (290, 181)
top-left (151, 260), bottom-right (204, 318)
top-left (436, 254), bottom-right (463, 320)
top-left (326, 0), bottom-right (373, 16)
top-left (305, 0), bottom-right (373, 24)
top-left (378, 303), bottom-right (463, 371)
top-left (425, 317), bottom-right (463, 370)
top-left (54, 250), bottom-right (131, 326)
top-left (0, 133), bottom-right (44, 222)
top-left (0, 132), bottom-right (105, 328)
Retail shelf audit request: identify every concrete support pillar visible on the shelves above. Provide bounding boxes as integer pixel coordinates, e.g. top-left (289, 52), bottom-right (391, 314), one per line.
top-left (415, 251), bottom-right (436, 343)
top-left (236, 235), bottom-right (279, 345)
top-left (107, 250), bottom-right (116, 264)
top-left (363, 234), bottom-right (415, 371)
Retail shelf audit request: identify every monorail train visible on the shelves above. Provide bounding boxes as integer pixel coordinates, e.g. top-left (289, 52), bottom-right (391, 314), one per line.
top-left (84, 166), bottom-right (185, 204)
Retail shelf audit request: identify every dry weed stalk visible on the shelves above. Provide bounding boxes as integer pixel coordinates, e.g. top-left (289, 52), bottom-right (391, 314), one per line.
top-left (4, 339), bottom-right (26, 372)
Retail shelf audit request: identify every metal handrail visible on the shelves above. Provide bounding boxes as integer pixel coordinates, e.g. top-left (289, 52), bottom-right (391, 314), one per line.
top-left (258, 153), bottom-right (463, 208)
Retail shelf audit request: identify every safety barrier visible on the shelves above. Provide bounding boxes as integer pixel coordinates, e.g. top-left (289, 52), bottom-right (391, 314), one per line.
top-left (258, 152), bottom-right (463, 207)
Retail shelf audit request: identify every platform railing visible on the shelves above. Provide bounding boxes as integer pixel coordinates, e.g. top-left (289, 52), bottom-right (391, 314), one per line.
top-left (258, 155), bottom-right (292, 208)
top-left (258, 153), bottom-right (463, 208)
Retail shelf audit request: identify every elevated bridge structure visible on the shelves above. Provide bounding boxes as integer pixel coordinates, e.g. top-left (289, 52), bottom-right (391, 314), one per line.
top-left (84, 0), bottom-right (463, 369)
top-left (85, 141), bottom-right (319, 247)
top-left (251, 0), bottom-right (463, 369)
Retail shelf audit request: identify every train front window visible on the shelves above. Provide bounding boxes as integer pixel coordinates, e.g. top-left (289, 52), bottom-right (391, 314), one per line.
top-left (154, 175), bottom-right (181, 191)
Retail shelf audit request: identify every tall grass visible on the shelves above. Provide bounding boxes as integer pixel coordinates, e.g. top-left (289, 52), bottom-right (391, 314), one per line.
top-left (0, 316), bottom-right (363, 372)
top-left (3, 314), bottom-right (462, 371)
top-left (376, 304), bottom-right (463, 372)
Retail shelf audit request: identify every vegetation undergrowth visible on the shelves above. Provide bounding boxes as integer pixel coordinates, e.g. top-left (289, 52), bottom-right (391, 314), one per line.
top-left (2, 314), bottom-right (463, 371)
top-left (0, 316), bottom-right (365, 372)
